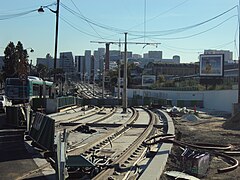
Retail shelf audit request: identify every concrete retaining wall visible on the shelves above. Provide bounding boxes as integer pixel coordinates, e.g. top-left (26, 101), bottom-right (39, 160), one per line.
top-left (126, 88), bottom-right (238, 113)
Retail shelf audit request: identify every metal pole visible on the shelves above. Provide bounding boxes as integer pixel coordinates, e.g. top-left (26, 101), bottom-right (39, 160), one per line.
top-left (93, 74), bottom-right (95, 97)
top-left (102, 67), bottom-right (105, 99)
top-left (118, 39), bottom-right (121, 100)
top-left (118, 60), bottom-right (120, 100)
top-left (122, 33), bottom-right (127, 113)
top-left (238, 0), bottom-right (240, 104)
top-left (23, 81), bottom-right (25, 106)
top-left (54, 0), bottom-right (60, 82)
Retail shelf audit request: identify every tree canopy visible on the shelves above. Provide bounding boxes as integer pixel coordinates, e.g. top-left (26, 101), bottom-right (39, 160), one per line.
top-left (3, 41), bottom-right (29, 80)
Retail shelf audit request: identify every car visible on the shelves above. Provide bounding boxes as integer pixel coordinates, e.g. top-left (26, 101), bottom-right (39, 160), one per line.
top-left (0, 95), bottom-right (12, 112)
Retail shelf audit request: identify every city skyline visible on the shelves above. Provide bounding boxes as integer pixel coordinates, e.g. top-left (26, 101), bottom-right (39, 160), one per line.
top-left (0, 0), bottom-right (238, 65)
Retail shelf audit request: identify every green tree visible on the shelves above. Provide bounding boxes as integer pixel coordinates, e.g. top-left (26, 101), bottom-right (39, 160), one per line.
top-left (36, 64), bottom-right (49, 79)
top-left (16, 41), bottom-right (29, 78)
top-left (3, 41), bottom-right (29, 80)
top-left (157, 75), bottom-right (165, 84)
top-left (3, 42), bottom-right (18, 79)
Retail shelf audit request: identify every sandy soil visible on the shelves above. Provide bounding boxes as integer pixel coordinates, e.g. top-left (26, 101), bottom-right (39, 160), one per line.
top-left (161, 111), bottom-right (240, 180)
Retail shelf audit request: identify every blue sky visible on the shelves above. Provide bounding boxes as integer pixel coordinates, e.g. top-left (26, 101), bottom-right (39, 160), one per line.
top-left (0, 0), bottom-right (239, 64)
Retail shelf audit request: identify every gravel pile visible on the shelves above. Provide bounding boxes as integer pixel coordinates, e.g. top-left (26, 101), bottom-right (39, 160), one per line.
top-left (223, 112), bottom-right (240, 130)
top-left (181, 114), bottom-right (200, 121)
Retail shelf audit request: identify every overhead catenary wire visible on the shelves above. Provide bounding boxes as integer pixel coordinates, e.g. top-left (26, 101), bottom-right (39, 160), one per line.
top-left (60, 2), bottom-right (238, 37)
top-left (59, 2), bottom-right (239, 54)
top-left (60, 16), bottom-right (107, 39)
top-left (70, 0), bottom-right (105, 41)
top-left (162, 41), bottom-right (234, 52)
top-left (0, 3), bottom-right (56, 21)
top-left (60, 14), bottom-right (121, 42)
top-left (128, 0), bottom-right (189, 31)
top-left (0, 2), bottom-right (237, 39)
top-left (129, 15), bottom-right (238, 40)
top-left (60, 2), bottom-right (125, 34)
top-left (59, 1), bottom-right (239, 53)
top-left (0, 1), bottom-right (237, 61)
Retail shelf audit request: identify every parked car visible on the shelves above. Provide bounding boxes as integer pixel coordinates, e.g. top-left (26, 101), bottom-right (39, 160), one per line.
top-left (0, 95), bottom-right (12, 112)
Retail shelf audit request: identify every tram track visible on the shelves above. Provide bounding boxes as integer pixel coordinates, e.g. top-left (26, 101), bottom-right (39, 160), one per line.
top-left (67, 107), bottom-right (138, 155)
top-left (83, 107), bottom-right (158, 180)
top-left (26, 106), bottom-right (173, 179)
top-left (53, 106), bottom-right (116, 132)
top-left (53, 106), bottom-right (103, 126)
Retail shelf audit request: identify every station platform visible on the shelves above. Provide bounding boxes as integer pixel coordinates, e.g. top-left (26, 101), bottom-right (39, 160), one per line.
top-left (0, 113), bottom-right (55, 180)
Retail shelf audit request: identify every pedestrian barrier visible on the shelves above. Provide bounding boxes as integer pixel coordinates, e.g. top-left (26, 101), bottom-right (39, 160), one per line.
top-left (29, 112), bottom-right (55, 151)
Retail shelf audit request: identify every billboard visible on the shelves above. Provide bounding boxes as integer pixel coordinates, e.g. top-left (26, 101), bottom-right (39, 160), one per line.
top-left (200, 54), bottom-right (224, 77)
top-left (142, 75), bottom-right (156, 86)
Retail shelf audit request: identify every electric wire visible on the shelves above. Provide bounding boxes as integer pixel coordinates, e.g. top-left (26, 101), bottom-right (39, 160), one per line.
top-left (60, 16), bottom-right (103, 39)
top-left (161, 15), bottom-right (237, 40)
top-left (0, 1), bottom-right (237, 59)
top-left (60, 15), bottom-right (119, 42)
top-left (137, 5), bottom-right (238, 35)
top-left (0, 3), bottom-right (56, 20)
top-left (60, 2), bottom-right (125, 34)
top-left (129, 15), bottom-right (237, 40)
top-left (70, 0), bottom-right (105, 41)
top-left (0, 9), bottom-right (38, 20)
top-left (61, 2), bottom-right (237, 38)
top-left (128, 0), bottom-right (189, 31)
top-left (161, 41), bottom-right (235, 55)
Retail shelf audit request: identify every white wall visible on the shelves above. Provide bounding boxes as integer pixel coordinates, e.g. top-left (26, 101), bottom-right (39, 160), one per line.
top-left (203, 90), bottom-right (237, 112)
top-left (127, 88), bottom-right (238, 113)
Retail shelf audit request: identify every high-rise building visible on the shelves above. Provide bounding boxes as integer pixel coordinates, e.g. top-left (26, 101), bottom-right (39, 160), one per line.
top-left (37, 52), bottom-right (75, 74)
top-left (93, 48), bottom-right (105, 80)
top-left (59, 52), bottom-right (75, 73)
top-left (132, 54), bottom-right (142, 59)
top-left (36, 54), bottom-right (55, 69)
top-left (148, 51), bottom-right (162, 60)
top-left (143, 53), bottom-right (149, 59)
top-left (161, 55), bottom-right (180, 64)
top-left (121, 51), bottom-right (132, 59)
top-left (204, 50), bottom-right (233, 62)
top-left (0, 56), bottom-right (4, 71)
top-left (98, 48), bottom-right (105, 72)
top-left (75, 56), bottom-right (85, 81)
top-left (110, 50), bottom-right (121, 61)
top-left (84, 50), bottom-right (91, 81)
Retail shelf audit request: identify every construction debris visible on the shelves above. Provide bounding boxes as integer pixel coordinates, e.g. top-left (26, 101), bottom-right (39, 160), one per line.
top-left (164, 170), bottom-right (200, 180)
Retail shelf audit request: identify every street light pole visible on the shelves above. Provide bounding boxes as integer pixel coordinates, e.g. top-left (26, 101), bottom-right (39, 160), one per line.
top-left (38, 1), bottom-right (60, 83)
top-left (122, 32), bottom-right (128, 113)
top-left (53, 0), bottom-right (60, 82)
top-left (118, 39), bottom-right (121, 101)
top-left (102, 66), bottom-right (105, 99)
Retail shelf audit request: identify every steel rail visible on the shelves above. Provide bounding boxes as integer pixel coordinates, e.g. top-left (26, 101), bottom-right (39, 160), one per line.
top-left (67, 107), bottom-right (138, 155)
top-left (92, 107), bottom-right (156, 180)
top-left (138, 108), bottom-right (175, 180)
top-left (54, 106), bottom-right (105, 127)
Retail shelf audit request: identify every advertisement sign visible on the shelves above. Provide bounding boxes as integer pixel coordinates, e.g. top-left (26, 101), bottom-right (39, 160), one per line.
top-left (200, 54), bottom-right (224, 77)
top-left (142, 75), bottom-right (156, 86)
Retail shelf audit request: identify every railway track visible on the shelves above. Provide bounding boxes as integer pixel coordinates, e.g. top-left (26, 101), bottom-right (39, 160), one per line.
top-left (67, 107), bottom-right (138, 155)
top-left (91, 107), bottom-right (157, 180)
top-left (25, 106), bottom-right (173, 179)
top-left (52, 106), bottom-right (115, 130)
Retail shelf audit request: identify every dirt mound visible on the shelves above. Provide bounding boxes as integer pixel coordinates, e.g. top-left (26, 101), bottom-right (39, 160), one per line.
top-left (222, 112), bottom-right (240, 130)
top-left (181, 114), bottom-right (200, 121)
